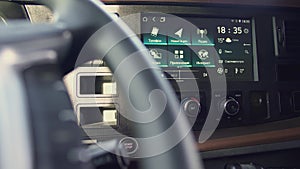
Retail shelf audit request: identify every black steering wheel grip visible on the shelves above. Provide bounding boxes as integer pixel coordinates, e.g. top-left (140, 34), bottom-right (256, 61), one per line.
top-left (1, 0), bottom-right (204, 169)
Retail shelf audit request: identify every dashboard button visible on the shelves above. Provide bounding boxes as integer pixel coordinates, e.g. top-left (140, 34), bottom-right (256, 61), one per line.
top-left (119, 137), bottom-right (138, 155)
top-left (181, 97), bottom-right (201, 117)
top-left (222, 98), bottom-right (240, 116)
top-left (250, 91), bottom-right (270, 120)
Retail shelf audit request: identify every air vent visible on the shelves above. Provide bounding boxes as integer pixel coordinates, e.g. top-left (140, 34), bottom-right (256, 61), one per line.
top-left (285, 20), bottom-right (300, 56)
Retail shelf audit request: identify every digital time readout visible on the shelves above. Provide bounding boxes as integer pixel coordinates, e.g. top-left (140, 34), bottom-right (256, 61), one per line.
top-left (217, 26), bottom-right (250, 35)
top-left (217, 19), bottom-right (251, 35)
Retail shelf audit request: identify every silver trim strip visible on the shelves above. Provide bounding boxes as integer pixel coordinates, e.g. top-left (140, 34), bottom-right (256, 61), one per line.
top-left (252, 18), bottom-right (259, 81)
top-left (272, 17), bottom-right (279, 56)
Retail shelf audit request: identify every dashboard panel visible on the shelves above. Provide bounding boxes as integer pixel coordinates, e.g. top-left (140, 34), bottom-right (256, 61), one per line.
top-left (8, 0), bottom-right (299, 156)
top-left (1, 1), bottom-right (300, 169)
top-left (60, 3), bottom-right (300, 154)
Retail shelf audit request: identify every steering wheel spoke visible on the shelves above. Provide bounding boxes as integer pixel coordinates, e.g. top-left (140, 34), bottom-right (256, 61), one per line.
top-left (0, 0), bottom-right (204, 169)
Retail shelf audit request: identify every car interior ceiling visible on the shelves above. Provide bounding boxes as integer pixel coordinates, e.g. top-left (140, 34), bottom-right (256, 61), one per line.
top-left (0, 0), bottom-right (300, 169)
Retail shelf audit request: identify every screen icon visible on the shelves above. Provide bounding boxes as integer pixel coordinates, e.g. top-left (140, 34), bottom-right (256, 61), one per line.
top-left (146, 46), bottom-right (168, 66)
top-left (225, 38), bottom-right (232, 43)
top-left (174, 28), bottom-right (183, 38)
top-left (235, 68), bottom-right (239, 74)
top-left (142, 17), bottom-right (148, 22)
top-left (151, 27), bottom-right (159, 37)
top-left (225, 68), bottom-right (229, 74)
top-left (174, 50), bottom-right (184, 59)
top-left (217, 67), bottom-right (224, 75)
top-left (245, 49), bottom-right (250, 54)
top-left (240, 69), bottom-right (245, 74)
top-left (218, 49), bottom-right (223, 55)
top-left (152, 17), bottom-right (156, 22)
top-left (197, 29), bottom-right (208, 38)
top-left (198, 49), bottom-right (209, 60)
top-left (168, 46), bottom-right (191, 67)
top-left (192, 28), bottom-right (213, 46)
top-left (192, 47), bottom-right (215, 67)
top-left (235, 68), bottom-right (245, 74)
top-left (149, 49), bottom-right (162, 59)
top-left (160, 17), bottom-right (166, 23)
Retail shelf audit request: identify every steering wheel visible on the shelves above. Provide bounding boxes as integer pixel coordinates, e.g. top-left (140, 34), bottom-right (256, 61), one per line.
top-left (0, 0), bottom-right (203, 169)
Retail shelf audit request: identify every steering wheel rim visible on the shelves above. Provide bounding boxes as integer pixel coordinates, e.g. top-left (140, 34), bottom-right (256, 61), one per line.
top-left (0, 0), bottom-right (204, 169)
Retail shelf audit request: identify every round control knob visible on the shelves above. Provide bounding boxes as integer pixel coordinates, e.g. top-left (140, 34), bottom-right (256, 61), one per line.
top-left (222, 98), bottom-right (240, 116)
top-left (181, 97), bottom-right (201, 117)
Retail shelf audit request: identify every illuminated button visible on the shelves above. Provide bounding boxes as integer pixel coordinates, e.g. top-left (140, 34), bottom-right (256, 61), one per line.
top-left (168, 37), bottom-right (191, 45)
top-left (168, 46), bottom-right (191, 67)
top-left (191, 47), bottom-right (215, 68)
top-left (146, 46), bottom-right (168, 67)
top-left (119, 137), bottom-right (138, 154)
top-left (191, 28), bottom-right (214, 46)
top-left (102, 82), bottom-right (117, 95)
top-left (168, 26), bottom-right (191, 45)
top-left (250, 91), bottom-right (270, 120)
top-left (103, 110), bottom-right (117, 124)
top-left (181, 97), bottom-right (201, 117)
top-left (143, 33), bottom-right (167, 45)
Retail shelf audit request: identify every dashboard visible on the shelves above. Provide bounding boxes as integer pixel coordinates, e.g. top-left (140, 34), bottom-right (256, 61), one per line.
top-left (64, 4), bottom-right (300, 167)
top-left (63, 3), bottom-right (300, 146)
top-left (1, 1), bottom-right (300, 168)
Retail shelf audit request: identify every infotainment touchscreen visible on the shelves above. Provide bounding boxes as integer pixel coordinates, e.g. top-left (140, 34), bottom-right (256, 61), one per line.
top-left (141, 13), bottom-right (258, 81)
